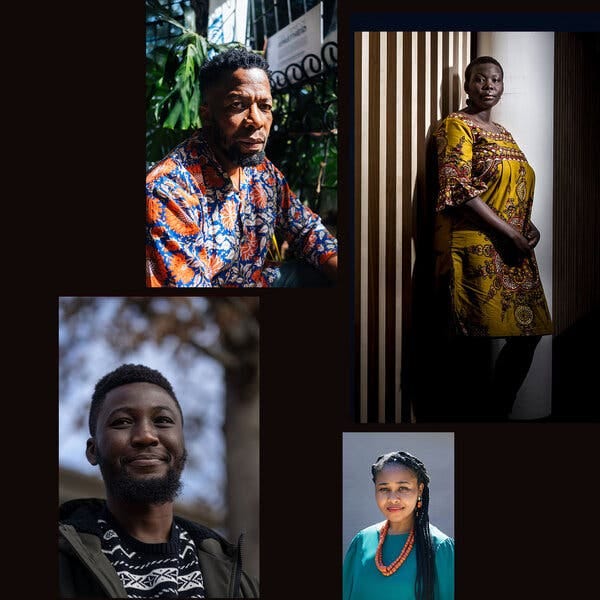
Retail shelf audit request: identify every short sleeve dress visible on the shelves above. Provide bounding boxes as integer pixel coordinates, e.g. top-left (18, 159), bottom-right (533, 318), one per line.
top-left (343, 522), bottom-right (454, 600)
top-left (434, 112), bottom-right (552, 337)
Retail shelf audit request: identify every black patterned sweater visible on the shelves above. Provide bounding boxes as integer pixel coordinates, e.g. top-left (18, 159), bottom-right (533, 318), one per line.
top-left (98, 510), bottom-right (205, 598)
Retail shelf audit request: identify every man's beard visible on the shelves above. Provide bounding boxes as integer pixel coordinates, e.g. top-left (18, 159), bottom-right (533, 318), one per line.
top-left (208, 122), bottom-right (267, 167)
top-left (98, 449), bottom-right (187, 505)
top-left (236, 150), bottom-right (266, 167)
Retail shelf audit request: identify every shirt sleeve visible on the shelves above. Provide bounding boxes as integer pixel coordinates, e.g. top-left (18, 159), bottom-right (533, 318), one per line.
top-left (272, 168), bottom-right (338, 268)
top-left (435, 117), bottom-right (488, 211)
top-left (434, 536), bottom-right (455, 600)
top-left (146, 165), bottom-right (211, 287)
top-left (342, 534), bottom-right (360, 600)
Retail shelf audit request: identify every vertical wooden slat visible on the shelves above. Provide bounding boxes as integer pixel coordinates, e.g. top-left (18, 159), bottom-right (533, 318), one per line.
top-left (462, 32), bottom-right (471, 107)
top-left (360, 32), bottom-right (369, 423)
top-left (416, 31), bottom-right (427, 218)
top-left (367, 32), bottom-right (380, 423)
top-left (451, 32), bottom-right (460, 111)
top-left (385, 31), bottom-right (397, 422)
top-left (355, 32), bottom-right (367, 423)
top-left (399, 33), bottom-right (412, 422)
top-left (394, 32), bottom-right (403, 422)
top-left (457, 31), bottom-right (464, 109)
top-left (441, 32), bottom-right (449, 122)
top-left (378, 34), bottom-right (387, 423)
top-left (430, 32), bottom-right (439, 148)
top-left (448, 32), bottom-right (455, 112)
top-left (424, 32), bottom-right (432, 139)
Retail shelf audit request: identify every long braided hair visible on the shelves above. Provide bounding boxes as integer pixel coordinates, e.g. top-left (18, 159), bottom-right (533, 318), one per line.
top-left (371, 451), bottom-right (434, 600)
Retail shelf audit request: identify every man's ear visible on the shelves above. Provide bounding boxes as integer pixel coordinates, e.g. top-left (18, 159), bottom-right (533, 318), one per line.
top-left (86, 438), bottom-right (98, 466)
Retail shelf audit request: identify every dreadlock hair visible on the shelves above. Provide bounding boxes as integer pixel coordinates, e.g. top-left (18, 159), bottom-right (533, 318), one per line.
top-left (200, 47), bottom-right (271, 98)
top-left (88, 364), bottom-right (183, 436)
top-left (371, 451), bottom-right (434, 600)
top-left (464, 56), bottom-right (504, 107)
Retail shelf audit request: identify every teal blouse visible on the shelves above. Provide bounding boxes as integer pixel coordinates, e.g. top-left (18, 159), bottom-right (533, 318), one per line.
top-left (343, 522), bottom-right (454, 600)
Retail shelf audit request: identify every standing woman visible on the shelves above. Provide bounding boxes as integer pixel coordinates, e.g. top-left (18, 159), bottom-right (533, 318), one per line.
top-left (343, 451), bottom-right (454, 600)
top-left (434, 56), bottom-right (552, 418)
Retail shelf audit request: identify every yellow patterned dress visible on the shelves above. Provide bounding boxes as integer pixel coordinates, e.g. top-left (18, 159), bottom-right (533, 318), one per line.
top-left (434, 112), bottom-right (552, 337)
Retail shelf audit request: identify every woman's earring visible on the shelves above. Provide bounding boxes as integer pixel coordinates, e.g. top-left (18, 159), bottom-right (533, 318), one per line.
top-left (416, 496), bottom-right (422, 517)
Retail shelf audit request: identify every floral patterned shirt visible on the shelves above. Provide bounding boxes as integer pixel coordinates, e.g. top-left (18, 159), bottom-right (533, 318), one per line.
top-left (146, 130), bottom-right (338, 287)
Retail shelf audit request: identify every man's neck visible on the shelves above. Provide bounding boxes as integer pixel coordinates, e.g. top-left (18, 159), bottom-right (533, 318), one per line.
top-left (106, 496), bottom-right (175, 544)
top-left (204, 130), bottom-right (239, 177)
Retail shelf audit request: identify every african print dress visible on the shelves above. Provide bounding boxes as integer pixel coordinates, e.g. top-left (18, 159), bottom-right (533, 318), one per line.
top-left (434, 112), bottom-right (552, 337)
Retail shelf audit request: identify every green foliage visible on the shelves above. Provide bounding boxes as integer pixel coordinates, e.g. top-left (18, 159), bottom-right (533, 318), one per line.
top-left (146, 0), bottom-right (242, 167)
top-left (268, 76), bottom-right (338, 224)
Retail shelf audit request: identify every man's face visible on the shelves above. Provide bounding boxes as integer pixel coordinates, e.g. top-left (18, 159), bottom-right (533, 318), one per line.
top-left (86, 382), bottom-right (187, 504)
top-left (201, 67), bottom-right (273, 169)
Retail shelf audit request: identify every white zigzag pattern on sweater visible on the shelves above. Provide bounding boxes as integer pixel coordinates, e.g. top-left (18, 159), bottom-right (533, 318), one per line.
top-left (98, 516), bottom-right (205, 597)
top-left (117, 567), bottom-right (178, 590)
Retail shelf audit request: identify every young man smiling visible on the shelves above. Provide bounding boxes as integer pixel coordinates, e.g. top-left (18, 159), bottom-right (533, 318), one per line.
top-left (146, 47), bottom-right (338, 287)
top-left (59, 364), bottom-right (258, 598)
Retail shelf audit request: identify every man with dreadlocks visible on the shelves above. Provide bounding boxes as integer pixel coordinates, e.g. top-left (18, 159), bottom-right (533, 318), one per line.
top-left (343, 451), bottom-right (454, 600)
top-left (58, 364), bottom-right (259, 598)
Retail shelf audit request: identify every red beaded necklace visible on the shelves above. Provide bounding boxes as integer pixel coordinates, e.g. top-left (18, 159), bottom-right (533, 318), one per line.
top-left (374, 520), bottom-right (415, 576)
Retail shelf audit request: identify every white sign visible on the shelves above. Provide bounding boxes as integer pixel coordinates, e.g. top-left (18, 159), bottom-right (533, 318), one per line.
top-left (266, 3), bottom-right (323, 84)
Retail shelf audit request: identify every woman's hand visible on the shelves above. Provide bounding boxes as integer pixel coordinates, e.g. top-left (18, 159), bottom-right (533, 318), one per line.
top-left (525, 221), bottom-right (541, 249)
top-left (506, 227), bottom-right (533, 257)
top-left (465, 196), bottom-right (532, 257)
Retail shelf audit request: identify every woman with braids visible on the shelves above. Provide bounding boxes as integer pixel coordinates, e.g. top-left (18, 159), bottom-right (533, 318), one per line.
top-left (343, 451), bottom-right (454, 600)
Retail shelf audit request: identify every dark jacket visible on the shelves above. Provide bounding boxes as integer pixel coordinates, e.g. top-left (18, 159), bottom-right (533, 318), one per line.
top-left (59, 499), bottom-right (259, 598)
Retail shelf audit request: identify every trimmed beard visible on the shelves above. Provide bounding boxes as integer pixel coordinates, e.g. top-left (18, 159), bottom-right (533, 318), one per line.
top-left (237, 150), bottom-right (266, 167)
top-left (207, 121), bottom-right (267, 167)
top-left (98, 448), bottom-right (187, 505)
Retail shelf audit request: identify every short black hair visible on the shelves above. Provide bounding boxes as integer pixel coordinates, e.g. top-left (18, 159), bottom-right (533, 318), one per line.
top-left (464, 55), bottom-right (504, 84)
top-left (88, 364), bottom-right (183, 435)
top-left (200, 47), bottom-right (270, 98)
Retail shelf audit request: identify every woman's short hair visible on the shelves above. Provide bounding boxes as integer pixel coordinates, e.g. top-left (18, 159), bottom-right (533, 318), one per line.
top-left (464, 55), bottom-right (504, 83)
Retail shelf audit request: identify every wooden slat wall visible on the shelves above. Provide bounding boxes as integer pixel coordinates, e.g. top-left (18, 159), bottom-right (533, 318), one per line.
top-left (354, 31), bottom-right (471, 423)
top-left (553, 33), bottom-right (600, 335)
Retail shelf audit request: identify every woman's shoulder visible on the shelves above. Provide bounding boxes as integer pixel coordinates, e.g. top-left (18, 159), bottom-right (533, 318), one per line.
top-left (354, 521), bottom-right (385, 539)
top-left (428, 524), bottom-right (454, 547)
top-left (441, 111), bottom-right (470, 124)
top-left (348, 521), bottom-right (386, 546)
top-left (434, 112), bottom-right (474, 135)
top-left (345, 522), bottom-right (383, 558)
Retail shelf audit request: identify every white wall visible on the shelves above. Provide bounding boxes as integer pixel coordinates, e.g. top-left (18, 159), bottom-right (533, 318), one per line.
top-left (478, 32), bottom-right (554, 419)
top-left (342, 432), bottom-right (454, 558)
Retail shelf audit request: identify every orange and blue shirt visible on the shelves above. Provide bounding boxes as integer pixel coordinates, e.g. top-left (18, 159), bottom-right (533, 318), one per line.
top-left (146, 130), bottom-right (337, 287)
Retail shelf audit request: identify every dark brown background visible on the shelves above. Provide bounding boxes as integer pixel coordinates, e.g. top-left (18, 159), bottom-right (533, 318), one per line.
top-left (19, 3), bottom-right (599, 599)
